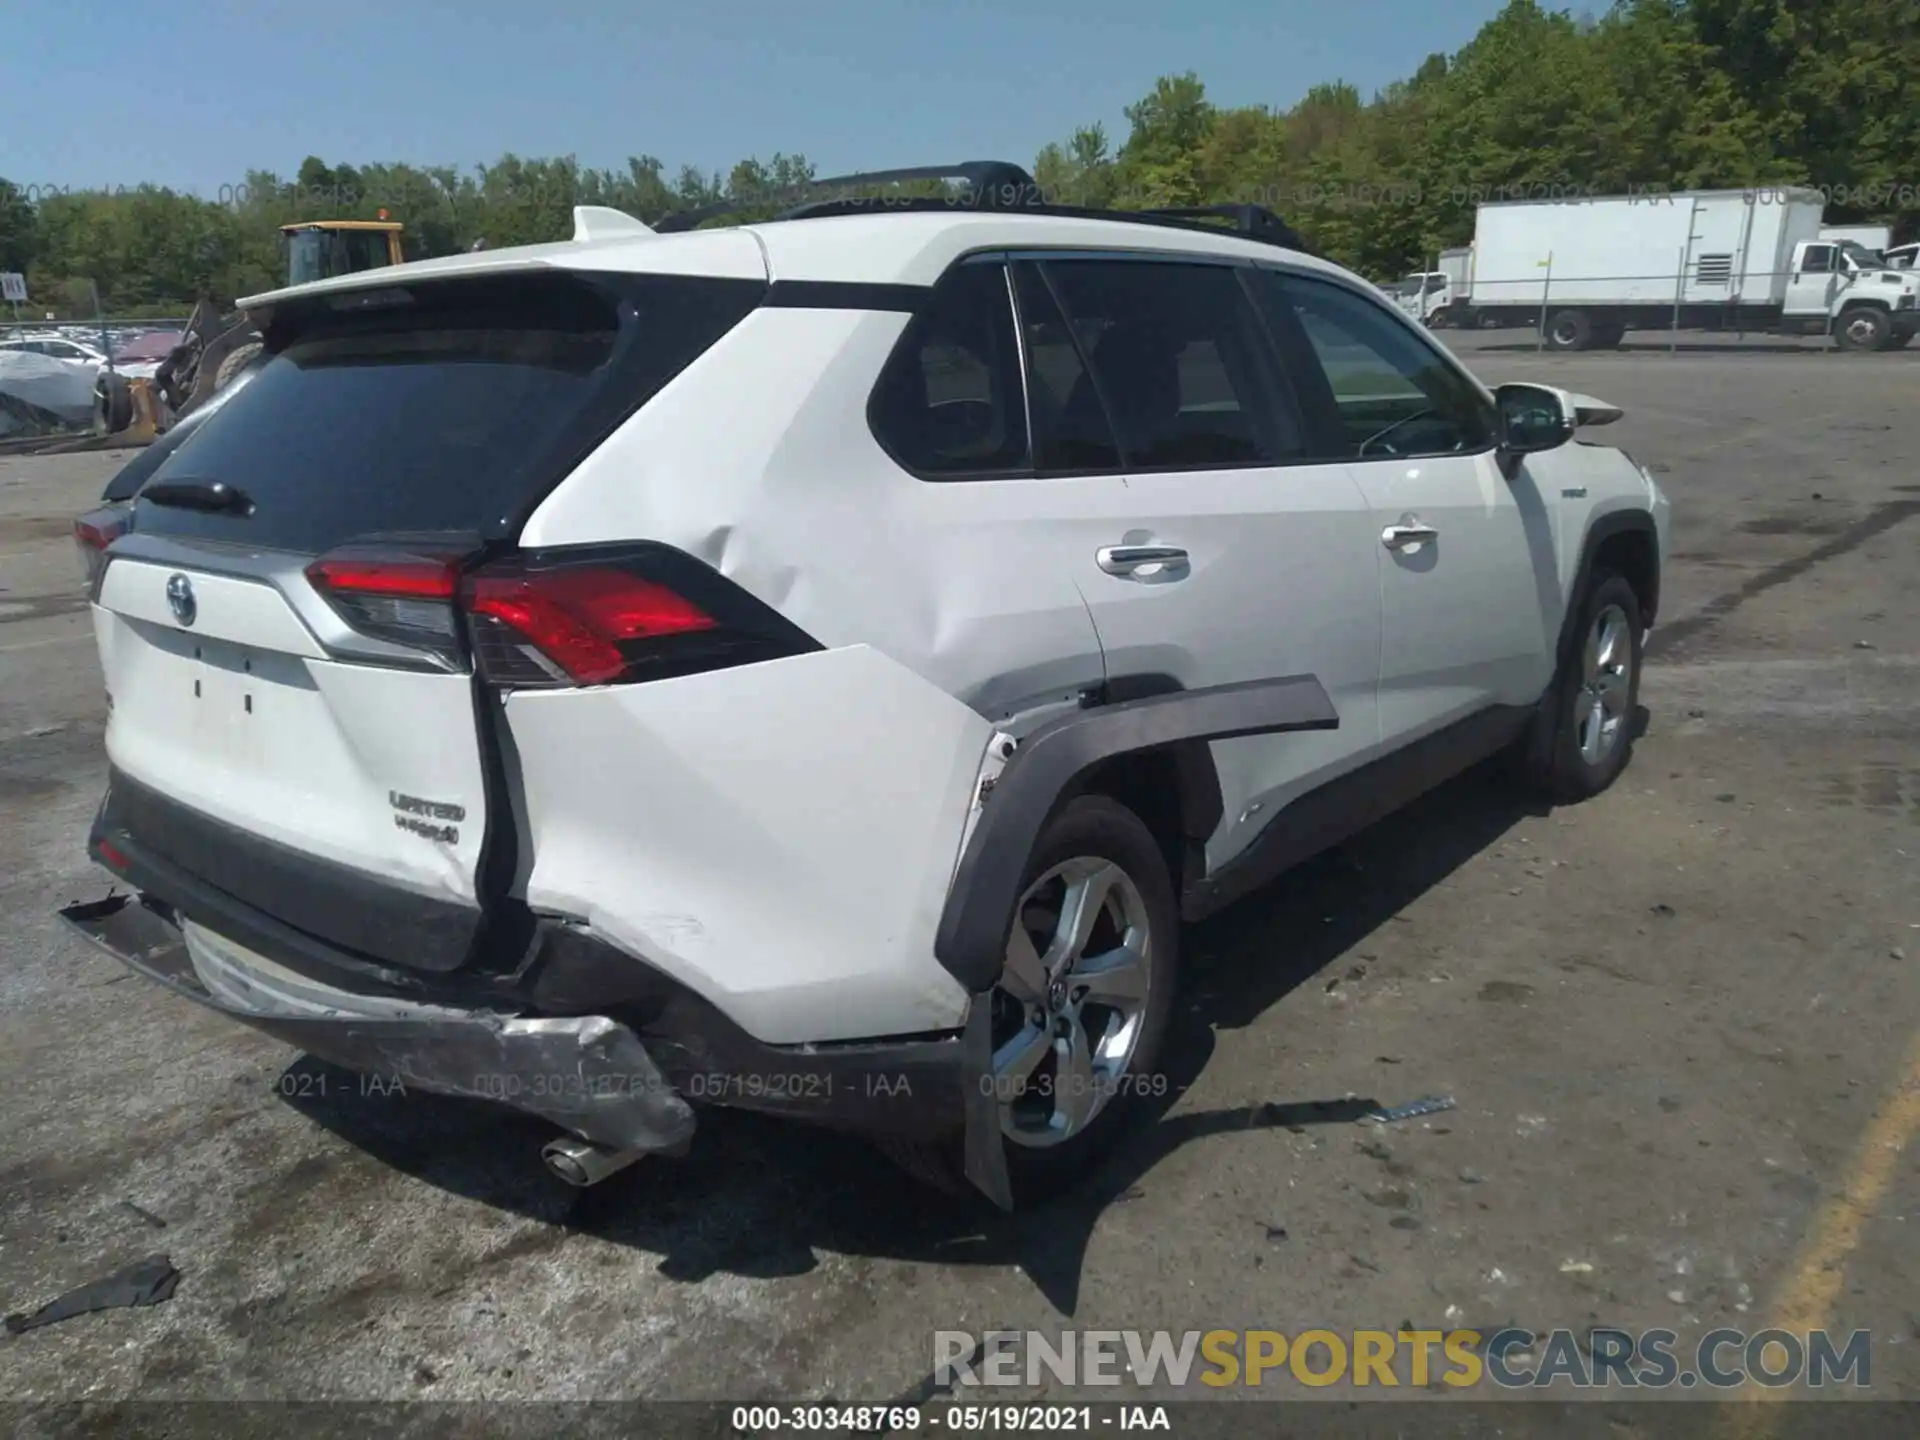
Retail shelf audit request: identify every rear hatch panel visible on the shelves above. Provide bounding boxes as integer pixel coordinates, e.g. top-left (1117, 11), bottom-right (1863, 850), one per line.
top-left (91, 267), bottom-right (768, 975)
top-left (94, 553), bottom-right (494, 970)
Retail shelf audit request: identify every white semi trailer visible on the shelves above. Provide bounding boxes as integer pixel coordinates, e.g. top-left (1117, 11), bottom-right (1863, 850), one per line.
top-left (1443, 188), bottom-right (1920, 351)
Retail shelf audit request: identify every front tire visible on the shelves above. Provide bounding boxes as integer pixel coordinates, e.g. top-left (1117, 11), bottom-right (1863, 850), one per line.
top-left (1834, 306), bottom-right (1891, 352)
top-left (1512, 571), bottom-right (1643, 802)
top-left (879, 795), bottom-right (1179, 1207)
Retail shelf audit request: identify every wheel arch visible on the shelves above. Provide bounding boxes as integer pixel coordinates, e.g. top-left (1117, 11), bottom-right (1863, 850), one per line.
top-left (1559, 510), bottom-right (1659, 675)
top-left (934, 674), bottom-right (1339, 995)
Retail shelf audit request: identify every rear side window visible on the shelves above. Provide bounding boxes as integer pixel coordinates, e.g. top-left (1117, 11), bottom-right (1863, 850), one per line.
top-left (130, 271), bottom-right (765, 552)
top-left (868, 261), bottom-right (1028, 477)
top-left (1036, 259), bottom-right (1307, 469)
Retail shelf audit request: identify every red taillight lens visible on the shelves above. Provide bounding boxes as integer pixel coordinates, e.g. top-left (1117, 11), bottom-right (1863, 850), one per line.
top-left (305, 547), bottom-right (466, 658)
top-left (74, 506), bottom-right (131, 596)
top-left (306, 554), bottom-right (460, 599)
top-left (305, 540), bottom-right (818, 687)
top-left (466, 567), bottom-right (718, 686)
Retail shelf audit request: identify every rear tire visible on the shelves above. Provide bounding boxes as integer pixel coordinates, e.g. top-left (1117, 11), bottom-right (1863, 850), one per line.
top-left (1545, 309), bottom-right (1593, 352)
top-left (1511, 571), bottom-right (1643, 803)
top-left (878, 794), bottom-right (1179, 1207)
top-left (93, 371), bottom-right (133, 434)
top-left (215, 341), bottom-right (262, 391)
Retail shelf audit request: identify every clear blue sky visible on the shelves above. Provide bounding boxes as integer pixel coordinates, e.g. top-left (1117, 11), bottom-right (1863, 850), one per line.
top-left (5, 0), bottom-right (1513, 196)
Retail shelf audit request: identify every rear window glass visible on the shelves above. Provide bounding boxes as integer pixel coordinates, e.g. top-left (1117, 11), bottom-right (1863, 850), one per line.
top-left (131, 271), bottom-right (764, 552)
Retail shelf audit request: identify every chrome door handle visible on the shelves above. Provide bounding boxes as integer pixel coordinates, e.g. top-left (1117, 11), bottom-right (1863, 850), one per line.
top-left (1381, 522), bottom-right (1438, 551)
top-left (1097, 544), bottom-right (1189, 577)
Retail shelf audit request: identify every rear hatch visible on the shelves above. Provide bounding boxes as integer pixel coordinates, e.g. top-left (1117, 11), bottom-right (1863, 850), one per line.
top-left (84, 265), bottom-right (767, 973)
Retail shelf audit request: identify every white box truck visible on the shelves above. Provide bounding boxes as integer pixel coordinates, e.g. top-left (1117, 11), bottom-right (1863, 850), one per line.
top-left (1443, 188), bottom-right (1920, 351)
top-left (1820, 224), bottom-right (1892, 253)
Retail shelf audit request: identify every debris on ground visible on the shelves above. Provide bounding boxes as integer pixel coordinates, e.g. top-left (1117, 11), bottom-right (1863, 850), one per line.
top-left (1261, 1223), bottom-right (1288, 1243)
top-left (1651, 903), bottom-right (1677, 918)
top-left (1367, 1095), bottom-right (1457, 1125)
top-left (1458, 1167), bottom-right (1485, 1184)
top-left (1560, 1260), bottom-right (1594, 1274)
top-left (4, 1254), bottom-right (180, 1334)
top-left (118, 1201), bottom-right (167, 1230)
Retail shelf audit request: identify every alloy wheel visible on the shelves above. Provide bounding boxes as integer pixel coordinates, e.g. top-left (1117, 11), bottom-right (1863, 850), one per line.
top-left (989, 857), bottom-right (1153, 1148)
top-left (1577, 602), bottom-right (1633, 765)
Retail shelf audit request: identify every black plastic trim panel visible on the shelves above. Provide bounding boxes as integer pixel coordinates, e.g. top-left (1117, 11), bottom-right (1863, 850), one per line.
top-left (762, 280), bottom-right (927, 311)
top-left (1186, 704), bottom-right (1534, 921)
top-left (933, 674), bottom-right (1339, 992)
top-left (94, 768), bottom-right (486, 975)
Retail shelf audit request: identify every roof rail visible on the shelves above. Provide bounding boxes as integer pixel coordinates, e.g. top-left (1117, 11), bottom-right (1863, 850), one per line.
top-left (762, 194), bottom-right (1314, 256)
top-left (649, 159), bottom-right (1312, 256)
top-left (1138, 204), bottom-right (1310, 253)
top-left (652, 161), bottom-right (1041, 234)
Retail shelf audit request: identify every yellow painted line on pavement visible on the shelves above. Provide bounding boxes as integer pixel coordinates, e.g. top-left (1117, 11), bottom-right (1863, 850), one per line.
top-left (1716, 1026), bottom-right (1920, 1437)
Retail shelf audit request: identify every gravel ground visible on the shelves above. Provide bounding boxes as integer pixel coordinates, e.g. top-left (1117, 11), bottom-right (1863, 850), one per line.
top-left (1, 338), bottom-right (1917, 1429)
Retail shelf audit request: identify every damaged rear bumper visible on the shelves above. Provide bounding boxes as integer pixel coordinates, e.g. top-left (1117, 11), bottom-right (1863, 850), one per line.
top-left (59, 891), bottom-right (699, 1154)
top-left (58, 888), bottom-right (994, 1190)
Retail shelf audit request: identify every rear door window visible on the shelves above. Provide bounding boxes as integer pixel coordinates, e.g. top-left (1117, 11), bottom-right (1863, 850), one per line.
top-left (130, 271), bottom-right (765, 552)
top-left (1033, 258), bottom-right (1307, 470)
top-left (1010, 262), bottom-right (1122, 474)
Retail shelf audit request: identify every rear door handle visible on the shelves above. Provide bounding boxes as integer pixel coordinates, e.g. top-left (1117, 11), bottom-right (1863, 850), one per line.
top-left (1097, 544), bottom-right (1189, 577)
top-left (1381, 522), bottom-right (1438, 551)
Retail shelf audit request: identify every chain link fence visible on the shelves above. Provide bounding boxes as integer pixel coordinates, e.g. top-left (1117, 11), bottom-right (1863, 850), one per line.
top-left (0, 292), bottom-right (193, 445)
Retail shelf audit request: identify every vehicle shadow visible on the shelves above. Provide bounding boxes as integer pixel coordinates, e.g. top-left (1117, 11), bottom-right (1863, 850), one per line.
top-left (280, 756), bottom-right (1554, 1317)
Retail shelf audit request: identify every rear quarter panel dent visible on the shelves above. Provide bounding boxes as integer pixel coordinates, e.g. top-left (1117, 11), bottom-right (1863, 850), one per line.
top-left (502, 644), bottom-right (988, 1044)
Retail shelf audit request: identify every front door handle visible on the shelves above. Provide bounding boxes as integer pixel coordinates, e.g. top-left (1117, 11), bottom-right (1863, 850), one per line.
top-left (1097, 544), bottom-right (1189, 577)
top-left (1381, 521), bottom-right (1439, 551)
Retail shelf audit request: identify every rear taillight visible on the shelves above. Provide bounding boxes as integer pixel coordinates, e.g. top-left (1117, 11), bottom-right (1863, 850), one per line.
top-left (465, 566), bottom-right (717, 685)
top-left (463, 545), bottom-right (820, 689)
top-left (305, 547), bottom-right (465, 661)
top-left (74, 506), bottom-right (131, 597)
top-left (305, 541), bottom-right (820, 687)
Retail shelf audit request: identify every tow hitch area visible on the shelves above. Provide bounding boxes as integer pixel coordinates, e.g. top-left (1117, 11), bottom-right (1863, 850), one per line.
top-left (57, 892), bottom-right (697, 1159)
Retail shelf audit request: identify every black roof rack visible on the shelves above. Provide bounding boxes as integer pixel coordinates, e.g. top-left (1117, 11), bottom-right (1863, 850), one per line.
top-left (649, 160), bottom-right (1311, 255)
top-left (652, 161), bottom-right (1042, 234)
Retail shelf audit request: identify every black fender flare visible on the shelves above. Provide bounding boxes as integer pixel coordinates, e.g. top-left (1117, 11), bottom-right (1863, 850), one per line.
top-left (1517, 508), bottom-right (1658, 775)
top-left (1557, 509), bottom-right (1658, 673)
top-left (940, 673), bottom-right (1337, 1211)
top-left (933, 673), bottom-right (1338, 995)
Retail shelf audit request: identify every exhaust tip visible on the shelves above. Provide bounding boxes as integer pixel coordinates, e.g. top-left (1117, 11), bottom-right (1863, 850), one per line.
top-left (542, 1135), bottom-right (643, 1188)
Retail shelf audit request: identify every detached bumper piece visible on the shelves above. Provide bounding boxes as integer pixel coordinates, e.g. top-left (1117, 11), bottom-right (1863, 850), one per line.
top-left (58, 892), bottom-right (696, 1156)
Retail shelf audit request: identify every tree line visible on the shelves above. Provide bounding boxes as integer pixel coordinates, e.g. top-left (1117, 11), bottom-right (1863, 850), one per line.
top-left (2, 0), bottom-right (1914, 318)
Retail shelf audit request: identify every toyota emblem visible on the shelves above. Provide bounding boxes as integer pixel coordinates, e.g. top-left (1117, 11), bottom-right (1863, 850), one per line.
top-left (165, 573), bottom-right (197, 627)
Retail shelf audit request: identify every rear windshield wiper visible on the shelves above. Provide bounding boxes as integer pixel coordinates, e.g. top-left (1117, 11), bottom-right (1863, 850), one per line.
top-left (140, 479), bottom-right (254, 514)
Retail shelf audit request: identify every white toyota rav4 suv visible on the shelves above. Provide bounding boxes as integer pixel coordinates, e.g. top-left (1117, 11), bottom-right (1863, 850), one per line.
top-left (63, 164), bottom-right (1669, 1209)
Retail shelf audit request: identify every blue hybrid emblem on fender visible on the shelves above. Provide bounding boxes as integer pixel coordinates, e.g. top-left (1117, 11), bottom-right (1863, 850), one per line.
top-left (165, 573), bottom-right (196, 627)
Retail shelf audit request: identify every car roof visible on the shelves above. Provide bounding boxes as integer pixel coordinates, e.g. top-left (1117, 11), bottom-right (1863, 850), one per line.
top-left (239, 208), bottom-right (1356, 310)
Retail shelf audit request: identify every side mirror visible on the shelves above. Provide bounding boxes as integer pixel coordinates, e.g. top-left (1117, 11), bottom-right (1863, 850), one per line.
top-left (1495, 382), bottom-right (1575, 455)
